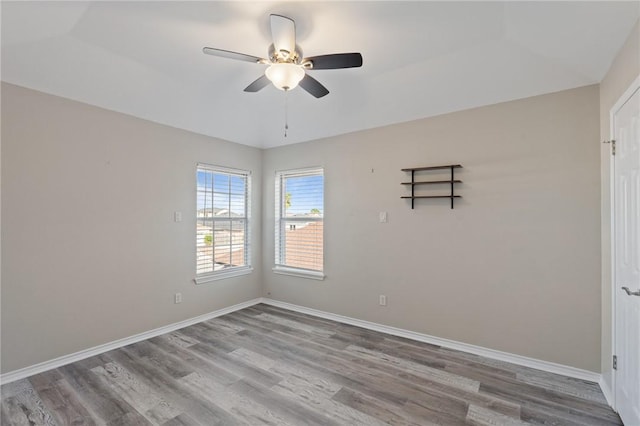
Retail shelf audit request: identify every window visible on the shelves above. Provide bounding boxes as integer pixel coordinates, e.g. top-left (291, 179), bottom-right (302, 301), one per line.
top-left (274, 167), bottom-right (324, 280)
top-left (196, 164), bottom-right (251, 283)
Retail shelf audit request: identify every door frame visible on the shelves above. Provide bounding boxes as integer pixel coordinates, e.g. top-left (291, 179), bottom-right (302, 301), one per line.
top-left (609, 73), bottom-right (640, 411)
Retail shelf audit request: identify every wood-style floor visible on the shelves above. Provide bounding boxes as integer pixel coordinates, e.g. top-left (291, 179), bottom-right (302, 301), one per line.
top-left (1, 303), bottom-right (621, 425)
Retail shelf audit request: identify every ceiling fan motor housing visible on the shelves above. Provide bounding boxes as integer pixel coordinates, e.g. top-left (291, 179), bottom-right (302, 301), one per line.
top-left (268, 44), bottom-right (303, 65)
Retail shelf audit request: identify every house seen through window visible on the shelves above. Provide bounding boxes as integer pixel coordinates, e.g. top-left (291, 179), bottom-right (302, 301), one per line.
top-left (196, 164), bottom-right (251, 282)
top-left (275, 168), bottom-right (324, 277)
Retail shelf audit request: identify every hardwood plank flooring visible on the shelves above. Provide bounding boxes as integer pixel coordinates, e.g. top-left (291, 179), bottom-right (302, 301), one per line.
top-left (1, 304), bottom-right (621, 425)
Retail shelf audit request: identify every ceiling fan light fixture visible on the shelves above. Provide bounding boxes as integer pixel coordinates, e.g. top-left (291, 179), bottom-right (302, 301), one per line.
top-left (265, 63), bottom-right (305, 91)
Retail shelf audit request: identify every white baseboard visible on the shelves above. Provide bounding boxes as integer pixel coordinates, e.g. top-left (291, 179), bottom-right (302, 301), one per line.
top-left (0, 298), bottom-right (263, 385)
top-left (599, 376), bottom-right (615, 408)
top-left (2, 296), bottom-right (603, 389)
top-left (260, 298), bottom-right (602, 383)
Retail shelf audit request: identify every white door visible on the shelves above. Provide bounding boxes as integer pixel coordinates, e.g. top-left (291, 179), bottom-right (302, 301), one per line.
top-left (613, 79), bottom-right (640, 426)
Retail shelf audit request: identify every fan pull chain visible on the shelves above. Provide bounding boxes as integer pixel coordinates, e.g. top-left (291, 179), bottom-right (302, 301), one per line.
top-left (284, 89), bottom-right (289, 138)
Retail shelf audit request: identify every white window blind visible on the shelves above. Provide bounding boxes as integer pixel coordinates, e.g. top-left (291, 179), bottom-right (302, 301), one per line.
top-left (196, 164), bottom-right (251, 281)
top-left (275, 168), bottom-right (324, 275)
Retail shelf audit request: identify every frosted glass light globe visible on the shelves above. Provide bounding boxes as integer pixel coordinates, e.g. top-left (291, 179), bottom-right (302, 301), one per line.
top-left (265, 63), bottom-right (305, 91)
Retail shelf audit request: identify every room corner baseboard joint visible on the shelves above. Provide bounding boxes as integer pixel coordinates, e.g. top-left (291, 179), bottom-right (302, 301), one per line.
top-left (1, 296), bottom-right (603, 398)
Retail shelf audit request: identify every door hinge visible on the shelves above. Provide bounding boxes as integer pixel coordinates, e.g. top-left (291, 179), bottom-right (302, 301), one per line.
top-left (603, 139), bottom-right (616, 155)
top-left (613, 355), bottom-right (617, 370)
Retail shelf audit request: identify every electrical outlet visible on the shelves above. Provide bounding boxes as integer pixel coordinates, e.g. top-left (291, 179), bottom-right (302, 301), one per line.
top-left (174, 293), bottom-right (182, 304)
top-left (174, 211), bottom-right (182, 222)
top-left (379, 295), bottom-right (387, 306)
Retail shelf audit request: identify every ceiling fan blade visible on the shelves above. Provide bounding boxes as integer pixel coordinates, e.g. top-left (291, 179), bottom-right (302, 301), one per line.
top-left (203, 47), bottom-right (265, 64)
top-left (304, 53), bottom-right (363, 70)
top-left (299, 74), bottom-right (329, 98)
top-left (270, 14), bottom-right (296, 57)
top-left (244, 75), bottom-right (271, 92)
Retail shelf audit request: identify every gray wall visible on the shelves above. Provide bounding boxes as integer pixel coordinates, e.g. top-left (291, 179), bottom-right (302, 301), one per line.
top-left (1, 81), bottom-right (604, 375)
top-left (599, 19), bottom-right (640, 392)
top-left (1, 83), bottom-right (263, 373)
top-left (263, 85), bottom-right (601, 372)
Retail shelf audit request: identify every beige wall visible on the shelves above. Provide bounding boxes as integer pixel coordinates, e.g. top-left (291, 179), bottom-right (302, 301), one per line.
top-left (599, 19), bottom-right (640, 393)
top-left (263, 85), bottom-right (602, 372)
top-left (1, 83), bottom-right (263, 373)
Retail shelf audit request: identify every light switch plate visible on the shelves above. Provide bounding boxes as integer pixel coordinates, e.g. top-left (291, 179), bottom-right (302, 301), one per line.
top-left (379, 212), bottom-right (388, 223)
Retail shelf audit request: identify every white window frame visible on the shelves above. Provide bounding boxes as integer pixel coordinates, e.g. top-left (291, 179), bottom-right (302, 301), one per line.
top-left (273, 167), bottom-right (325, 280)
top-left (195, 164), bottom-right (252, 284)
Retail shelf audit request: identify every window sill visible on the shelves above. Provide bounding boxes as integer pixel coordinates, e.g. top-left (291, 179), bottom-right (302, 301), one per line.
top-left (272, 266), bottom-right (325, 281)
top-left (195, 266), bottom-right (253, 284)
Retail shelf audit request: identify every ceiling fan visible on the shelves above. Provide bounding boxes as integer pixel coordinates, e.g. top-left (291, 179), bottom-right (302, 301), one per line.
top-left (203, 14), bottom-right (363, 98)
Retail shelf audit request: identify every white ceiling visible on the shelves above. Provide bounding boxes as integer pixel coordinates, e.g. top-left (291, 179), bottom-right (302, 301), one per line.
top-left (2, 2), bottom-right (638, 148)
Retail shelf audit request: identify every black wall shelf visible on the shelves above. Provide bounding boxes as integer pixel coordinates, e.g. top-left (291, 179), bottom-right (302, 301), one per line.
top-left (401, 164), bottom-right (462, 209)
